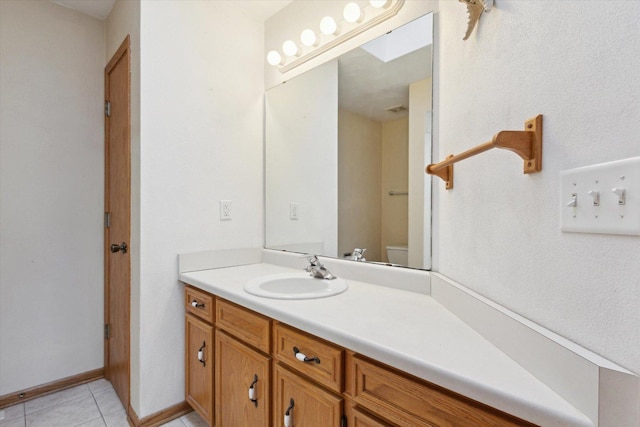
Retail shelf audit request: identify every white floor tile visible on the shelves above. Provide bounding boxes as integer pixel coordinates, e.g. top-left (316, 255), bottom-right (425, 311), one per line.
top-left (1, 404), bottom-right (24, 422)
top-left (25, 395), bottom-right (100, 427)
top-left (0, 417), bottom-right (25, 427)
top-left (25, 385), bottom-right (91, 414)
top-left (77, 418), bottom-right (106, 427)
top-left (179, 412), bottom-right (208, 427)
top-left (102, 410), bottom-right (129, 427)
top-left (92, 388), bottom-right (124, 416)
top-left (87, 379), bottom-right (112, 395)
top-left (159, 419), bottom-right (183, 427)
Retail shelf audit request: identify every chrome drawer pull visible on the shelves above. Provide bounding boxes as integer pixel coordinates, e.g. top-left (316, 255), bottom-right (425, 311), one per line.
top-left (293, 346), bottom-right (320, 364)
top-left (190, 300), bottom-right (205, 308)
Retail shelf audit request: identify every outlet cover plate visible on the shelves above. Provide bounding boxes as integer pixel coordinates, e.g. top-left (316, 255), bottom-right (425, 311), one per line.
top-left (220, 200), bottom-right (232, 220)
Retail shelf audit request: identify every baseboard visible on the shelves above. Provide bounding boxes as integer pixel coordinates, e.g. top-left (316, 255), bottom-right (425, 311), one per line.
top-left (128, 401), bottom-right (192, 427)
top-left (0, 368), bottom-right (104, 409)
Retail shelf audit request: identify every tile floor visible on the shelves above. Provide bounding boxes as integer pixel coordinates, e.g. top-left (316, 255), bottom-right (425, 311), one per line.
top-left (0, 380), bottom-right (207, 427)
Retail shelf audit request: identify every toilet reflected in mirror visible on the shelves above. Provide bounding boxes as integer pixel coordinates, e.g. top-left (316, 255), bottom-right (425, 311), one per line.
top-left (386, 245), bottom-right (408, 265)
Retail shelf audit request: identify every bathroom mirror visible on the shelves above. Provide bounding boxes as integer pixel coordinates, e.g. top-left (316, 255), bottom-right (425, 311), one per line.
top-left (265, 13), bottom-right (433, 269)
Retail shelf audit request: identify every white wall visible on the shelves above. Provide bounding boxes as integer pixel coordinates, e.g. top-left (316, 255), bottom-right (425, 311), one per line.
top-left (436, 0), bottom-right (640, 375)
top-left (136, 0), bottom-right (265, 416)
top-left (408, 78), bottom-right (432, 269)
top-left (0, 0), bottom-right (105, 394)
top-left (265, 60), bottom-right (338, 257)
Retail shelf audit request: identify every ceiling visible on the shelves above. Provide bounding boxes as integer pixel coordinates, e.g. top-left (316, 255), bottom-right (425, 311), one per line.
top-left (338, 45), bottom-right (432, 122)
top-left (49, 0), bottom-right (291, 21)
top-left (51, 0), bottom-right (116, 20)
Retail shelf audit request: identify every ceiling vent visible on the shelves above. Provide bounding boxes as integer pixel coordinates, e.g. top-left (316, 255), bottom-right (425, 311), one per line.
top-left (385, 105), bottom-right (408, 113)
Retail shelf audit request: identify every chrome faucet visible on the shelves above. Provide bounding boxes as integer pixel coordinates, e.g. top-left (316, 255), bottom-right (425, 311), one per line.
top-left (350, 248), bottom-right (366, 262)
top-left (305, 255), bottom-right (336, 280)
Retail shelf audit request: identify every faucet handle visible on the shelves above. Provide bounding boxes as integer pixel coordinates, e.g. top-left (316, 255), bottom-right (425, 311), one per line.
top-left (305, 254), bottom-right (319, 265)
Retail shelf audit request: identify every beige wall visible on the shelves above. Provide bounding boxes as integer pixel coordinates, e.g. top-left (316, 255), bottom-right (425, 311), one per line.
top-left (338, 112), bottom-right (411, 263)
top-left (338, 109), bottom-right (382, 261)
top-left (0, 0), bottom-right (105, 395)
top-left (408, 78), bottom-right (432, 268)
top-left (381, 117), bottom-right (409, 261)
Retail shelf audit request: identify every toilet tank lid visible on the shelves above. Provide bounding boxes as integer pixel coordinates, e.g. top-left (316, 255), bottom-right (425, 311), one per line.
top-left (386, 244), bottom-right (408, 251)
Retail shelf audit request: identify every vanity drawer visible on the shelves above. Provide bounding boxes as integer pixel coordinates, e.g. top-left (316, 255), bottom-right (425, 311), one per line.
top-left (216, 298), bottom-right (271, 353)
top-left (185, 286), bottom-right (214, 323)
top-left (274, 322), bottom-right (343, 393)
top-left (349, 355), bottom-right (536, 427)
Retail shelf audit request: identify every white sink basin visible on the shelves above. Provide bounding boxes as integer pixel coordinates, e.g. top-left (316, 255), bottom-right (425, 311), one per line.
top-left (244, 272), bottom-right (348, 300)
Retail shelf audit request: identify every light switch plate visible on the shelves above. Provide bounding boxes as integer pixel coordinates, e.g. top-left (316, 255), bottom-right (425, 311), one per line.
top-left (560, 157), bottom-right (640, 235)
top-left (290, 202), bottom-right (299, 220)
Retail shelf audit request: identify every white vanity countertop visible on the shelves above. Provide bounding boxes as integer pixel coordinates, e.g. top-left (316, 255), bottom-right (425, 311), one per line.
top-left (180, 262), bottom-right (592, 427)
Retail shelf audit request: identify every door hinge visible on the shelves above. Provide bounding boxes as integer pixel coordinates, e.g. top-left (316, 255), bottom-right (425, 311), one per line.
top-left (104, 101), bottom-right (111, 117)
top-left (104, 212), bottom-right (111, 228)
top-left (104, 324), bottom-right (110, 340)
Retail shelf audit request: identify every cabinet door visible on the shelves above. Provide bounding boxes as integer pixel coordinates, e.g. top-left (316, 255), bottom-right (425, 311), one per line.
top-left (274, 364), bottom-right (343, 427)
top-left (185, 314), bottom-right (214, 426)
top-left (345, 402), bottom-right (392, 427)
top-left (215, 330), bottom-right (270, 427)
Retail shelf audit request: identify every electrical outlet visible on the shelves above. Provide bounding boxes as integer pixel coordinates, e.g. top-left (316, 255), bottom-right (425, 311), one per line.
top-left (290, 202), bottom-right (299, 220)
top-left (220, 200), bottom-right (232, 220)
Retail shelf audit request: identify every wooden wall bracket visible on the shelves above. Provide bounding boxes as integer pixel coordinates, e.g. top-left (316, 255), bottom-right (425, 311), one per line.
top-left (426, 115), bottom-right (543, 190)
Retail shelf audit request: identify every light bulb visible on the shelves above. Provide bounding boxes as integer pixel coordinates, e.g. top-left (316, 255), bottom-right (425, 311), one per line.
top-left (267, 50), bottom-right (283, 66)
top-left (320, 16), bottom-right (339, 35)
top-left (343, 2), bottom-right (362, 23)
top-left (300, 29), bottom-right (317, 47)
top-left (282, 40), bottom-right (299, 57)
top-left (369, 0), bottom-right (390, 8)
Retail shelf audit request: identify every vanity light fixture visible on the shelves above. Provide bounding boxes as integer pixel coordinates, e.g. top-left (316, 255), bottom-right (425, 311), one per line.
top-left (343, 2), bottom-right (363, 23)
top-left (320, 16), bottom-right (340, 36)
top-left (369, 0), bottom-right (390, 8)
top-left (300, 29), bottom-right (318, 47)
top-left (267, 50), bottom-right (284, 66)
top-left (266, 0), bottom-right (405, 73)
top-left (282, 40), bottom-right (300, 57)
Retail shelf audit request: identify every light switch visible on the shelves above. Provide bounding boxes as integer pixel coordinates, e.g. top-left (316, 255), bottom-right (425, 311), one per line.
top-left (290, 202), bottom-right (299, 220)
top-left (560, 157), bottom-right (640, 235)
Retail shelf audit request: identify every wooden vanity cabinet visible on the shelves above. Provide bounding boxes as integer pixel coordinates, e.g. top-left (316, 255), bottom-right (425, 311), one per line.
top-left (215, 330), bottom-right (270, 426)
top-left (345, 402), bottom-right (393, 427)
top-left (347, 353), bottom-right (537, 427)
top-left (184, 285), bottom-right (215, 425)
top-left (274, 364), bottom-right (343, 427)
top-left (273, 322), bottom-right (345, 427)
top-left (184, 285), bottom-right (537, 427)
